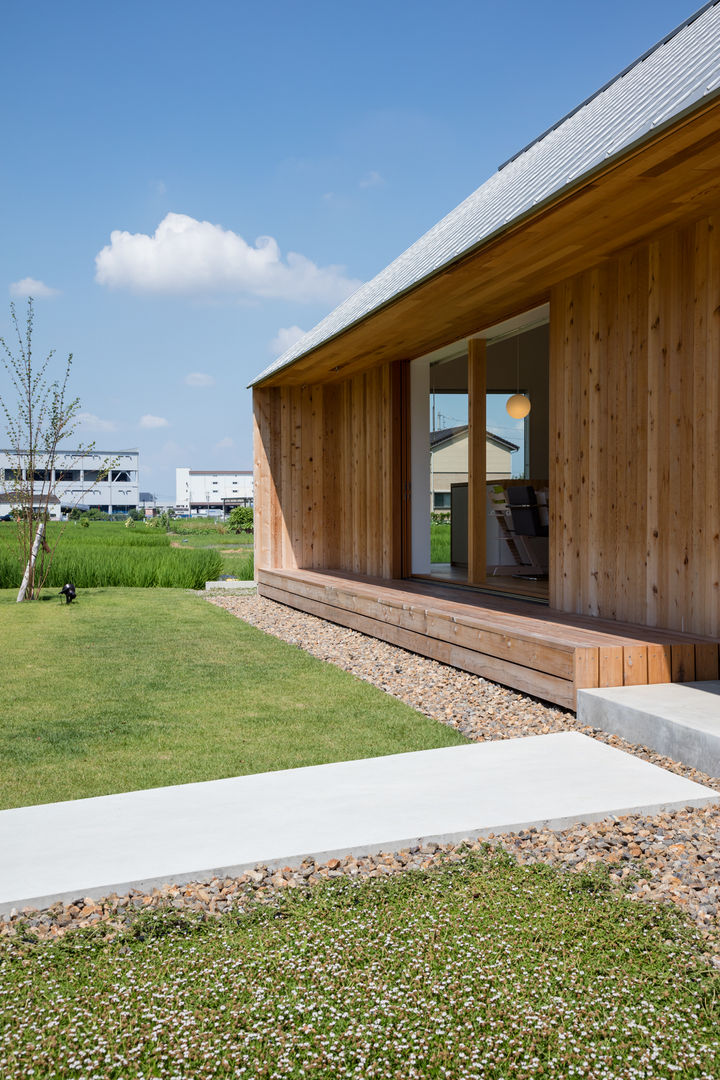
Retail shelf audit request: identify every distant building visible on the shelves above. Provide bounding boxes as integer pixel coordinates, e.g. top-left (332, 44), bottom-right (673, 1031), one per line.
top-left (0, 449), bottom-right (140, 514)
top-left (175, 468), bottom-right (253, 516)
top-left (430, 427), bottom-right (517, 511)
top-left (0, 491), bottom-right (62, 521)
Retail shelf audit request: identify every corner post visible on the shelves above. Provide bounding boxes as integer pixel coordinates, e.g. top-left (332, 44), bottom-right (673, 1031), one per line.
top-left (468, 338), bottom-right (487, 586)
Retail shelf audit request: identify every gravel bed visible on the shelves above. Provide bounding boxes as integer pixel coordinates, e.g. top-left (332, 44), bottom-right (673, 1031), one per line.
top-left (3, 592), bottom-right (720, 951)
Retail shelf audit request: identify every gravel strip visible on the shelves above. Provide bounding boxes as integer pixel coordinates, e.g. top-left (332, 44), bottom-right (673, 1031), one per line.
top-left (3, 592), bottom-right (720, 951)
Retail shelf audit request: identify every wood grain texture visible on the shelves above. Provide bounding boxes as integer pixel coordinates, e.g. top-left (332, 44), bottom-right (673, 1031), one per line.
top-left (252, 363), bottom-right (404, 578)
top-left (257, 568), bottom-right (717, 708)
top-left (550, 212), bottom-right (720, 638)
top-left (467, 338), bottom-right (487, 585)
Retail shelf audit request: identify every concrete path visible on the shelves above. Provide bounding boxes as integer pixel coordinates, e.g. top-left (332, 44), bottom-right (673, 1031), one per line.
top-left (1, 732), bottom-right (717, 914)
top-left (578, 681), bottom-right (720, 777)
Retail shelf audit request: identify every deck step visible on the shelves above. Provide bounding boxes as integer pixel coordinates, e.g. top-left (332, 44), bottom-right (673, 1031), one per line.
top-left (257, 568), bottom-right (720, 709)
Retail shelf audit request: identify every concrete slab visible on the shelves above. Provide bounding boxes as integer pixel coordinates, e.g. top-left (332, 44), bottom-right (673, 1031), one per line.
top-left (205, 579), bottom-right (256, 591)
top-left (1, 732), bottom-right (717, 914)
top-left (578, 682), bottom-right (720, 778)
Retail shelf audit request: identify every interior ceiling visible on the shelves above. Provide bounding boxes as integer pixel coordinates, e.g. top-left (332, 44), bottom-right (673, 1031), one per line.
top-left (429, 323), bottom-right (549, 393)
top-left (257, 98), bottom-right (720, 388)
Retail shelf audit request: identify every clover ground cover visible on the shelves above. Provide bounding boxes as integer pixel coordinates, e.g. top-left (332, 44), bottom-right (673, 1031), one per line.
top-left (1, 850), bottom-right (718, 1079)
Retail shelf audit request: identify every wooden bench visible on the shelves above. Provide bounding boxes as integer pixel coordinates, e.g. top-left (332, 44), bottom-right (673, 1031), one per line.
top-left (257, 568), bottom-right (720, 710)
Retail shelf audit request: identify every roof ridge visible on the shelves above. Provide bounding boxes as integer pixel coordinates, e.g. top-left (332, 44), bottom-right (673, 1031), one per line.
top-left (499, 0), bottom-right (719, 170)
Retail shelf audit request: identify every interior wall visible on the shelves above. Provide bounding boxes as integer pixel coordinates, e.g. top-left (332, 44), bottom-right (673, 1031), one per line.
top-left (550, 212), bottom-right (720, 635)
top-left (253, 362), bottom-right (404, 579)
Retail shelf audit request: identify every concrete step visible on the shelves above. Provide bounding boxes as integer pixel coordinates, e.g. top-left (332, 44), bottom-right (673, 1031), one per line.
top-left (577, 682), bottom-right (720, 777)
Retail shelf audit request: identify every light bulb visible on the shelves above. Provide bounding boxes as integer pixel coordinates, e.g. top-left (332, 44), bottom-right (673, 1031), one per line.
top-left (506, 393), bottom-right (531, 419)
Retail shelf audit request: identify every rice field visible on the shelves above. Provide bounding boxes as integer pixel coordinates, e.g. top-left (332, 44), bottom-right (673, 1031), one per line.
top-left (0, 522), bottom-right (221, 589)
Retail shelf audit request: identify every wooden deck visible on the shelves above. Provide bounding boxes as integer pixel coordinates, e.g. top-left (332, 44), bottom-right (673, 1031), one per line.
top-left (257, 568), bottom-right (720, 710)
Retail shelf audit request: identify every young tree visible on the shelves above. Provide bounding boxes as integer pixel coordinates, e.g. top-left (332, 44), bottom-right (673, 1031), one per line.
top-left (0, 299), bottom-right (112, 601)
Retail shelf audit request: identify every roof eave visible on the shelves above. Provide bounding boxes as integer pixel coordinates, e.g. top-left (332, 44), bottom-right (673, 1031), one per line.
top-left (250, 87), bottom-right (720, 390)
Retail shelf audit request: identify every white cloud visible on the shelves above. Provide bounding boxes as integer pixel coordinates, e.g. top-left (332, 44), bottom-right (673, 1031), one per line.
top-left (184, 371), bottom-right (215, 387)
top-left (214, 436), bottom-right (234, 451)
top-left (139, 414), bottom-right (169, 429)
top-left (270, 325), bottom-right (306, 357)
top-left (77, 412), bottom-right (117, 432)
top-left (359, 170), bottom-right (384, 189)
top-left (10, 277), bottom-right (60, 299)
top-left (95, 212), bottom-right (361, 304)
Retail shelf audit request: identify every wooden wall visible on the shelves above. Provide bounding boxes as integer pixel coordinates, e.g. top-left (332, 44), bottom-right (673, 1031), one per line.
top-left (550, 212), bottom-right (720, 636)
top-left (253, 361), bottom-right (405, 579)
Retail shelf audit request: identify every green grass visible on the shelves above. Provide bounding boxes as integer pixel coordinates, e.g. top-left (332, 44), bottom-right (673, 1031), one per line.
top-left (430, 522), bottom-right (450, 563)
top-left (2, 850), bottom-right (719, 1079)
top-left (0, 588), bottom-right (464, 809)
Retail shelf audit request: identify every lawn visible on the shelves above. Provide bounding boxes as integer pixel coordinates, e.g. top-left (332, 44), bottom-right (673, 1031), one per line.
top-left (0, 588), bottom-right (465, 809)
top-left (2, 850), bottom-right (718, 1079)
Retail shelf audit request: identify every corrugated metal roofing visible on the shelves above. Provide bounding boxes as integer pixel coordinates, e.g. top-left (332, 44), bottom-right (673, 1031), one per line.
top-left (252, 2), bottom-right (720, 386)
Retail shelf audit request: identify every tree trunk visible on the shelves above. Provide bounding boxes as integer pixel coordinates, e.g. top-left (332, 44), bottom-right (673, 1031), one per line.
top-left (17, 520), bottom-right (45, 602)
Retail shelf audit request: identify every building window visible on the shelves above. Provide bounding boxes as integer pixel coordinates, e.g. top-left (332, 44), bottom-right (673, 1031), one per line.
top-left (55, 469), bottom-right (81, 482)
top-left (433, 491), bottom-right (451, 509)
top-left (83, 470), bottom-right (102, 482)
top-left (3, 468), bottom-right (22, 481)
top-left (111, 470), bottom-right (134, 482)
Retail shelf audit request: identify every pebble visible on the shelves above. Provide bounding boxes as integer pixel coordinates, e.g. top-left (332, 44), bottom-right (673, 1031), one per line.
top-left (3, 592), bottom-right (720, 955)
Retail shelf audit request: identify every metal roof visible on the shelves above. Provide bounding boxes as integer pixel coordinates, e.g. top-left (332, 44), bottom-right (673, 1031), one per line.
top-left (251, 2), bottom-right (720, 387)
top-left (430, 426), bottom-right (519, 452)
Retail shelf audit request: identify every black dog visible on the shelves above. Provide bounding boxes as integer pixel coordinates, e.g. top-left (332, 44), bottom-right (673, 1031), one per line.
top-left (59, 582), bottom-right (76, 604)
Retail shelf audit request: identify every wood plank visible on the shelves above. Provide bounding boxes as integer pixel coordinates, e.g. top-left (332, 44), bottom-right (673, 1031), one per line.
top-left (268, 389), bottom-right (283, 568)
top-left (262, 567), bottom-right (719, 650)
top-left (598, 646), bottom-right (624, 688)
top-left (263, 568), bottom-right (576, 675)
top-left (322, 384), bottom-right (340, 568)
top-left (301, 387), bottom-right (314, 569)
top-left (548, 282), bottom-right (563, 610)
top-left (258, 582), bottom-right (576, 709)
top-left (694, 643), bottom-right (719, 682)
top-left (310, 386), bottom-right (324, 568)
top-left (623, 646), bottom-right (648, 686)
top-left (646, 644), bottom-right (672, 684)
top-left (671, 643), bottom-right (696, 682)
top-left (252, 389), bottom-right (272, 572)
top-left (278, 387), bottom-right (295, 569)
top-left (573, 647), bottom-right (599, 693)
top-left (467, 338), bottom-right (487, 586)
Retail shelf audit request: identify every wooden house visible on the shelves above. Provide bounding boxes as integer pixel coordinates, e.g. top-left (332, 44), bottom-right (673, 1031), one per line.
top-left (251, 4), bottom-right (720, 709)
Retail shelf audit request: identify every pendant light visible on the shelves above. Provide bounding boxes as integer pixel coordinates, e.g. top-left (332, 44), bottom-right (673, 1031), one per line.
top-left (506, 335), bottom-right (531, 419)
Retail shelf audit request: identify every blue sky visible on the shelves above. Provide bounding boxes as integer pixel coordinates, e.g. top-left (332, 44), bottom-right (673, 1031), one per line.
top-left (0, 0), bottom-right (699, 498)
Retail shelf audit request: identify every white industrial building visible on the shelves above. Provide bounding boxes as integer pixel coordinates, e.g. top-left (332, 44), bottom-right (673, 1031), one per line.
top-left (0, 449), bottom-right (140, 516)
top-left (176, 468), bottom-right (254, 516)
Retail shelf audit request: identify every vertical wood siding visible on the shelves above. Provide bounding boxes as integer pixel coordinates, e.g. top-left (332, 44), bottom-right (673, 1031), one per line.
top-left (253, 362), bottom-right (404, 578)
top-left (550, 213), bottom-right (720, 635)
